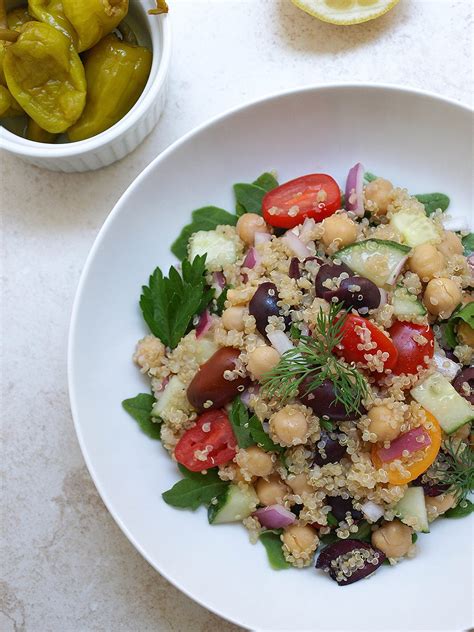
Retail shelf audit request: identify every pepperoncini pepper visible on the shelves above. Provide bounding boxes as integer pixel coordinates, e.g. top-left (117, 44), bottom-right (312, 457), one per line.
top-left (7, 6), bottom-right (33, 30)
top-left (3, 21), bottom-right (86, 133)
top-left (0, 83), bottom-right (23, 117)
top-left (27, 0), bottom-right (78, 48)
top-left (68, 34), bottom-right (151, 142)
top-left (26, 117), bottom-right (57, 143)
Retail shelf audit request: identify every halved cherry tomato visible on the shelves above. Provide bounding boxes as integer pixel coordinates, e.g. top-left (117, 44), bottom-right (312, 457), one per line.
top-left (371, 411), bottom-right (441, 485)
top-left (174, 410), bottom-right (237, 472)
top-left (335, 314), bottom-right (398, 372)
top-left (262, 174), bottom-right (341, 229)
top-left (388, 321), bottom-right (434, 375)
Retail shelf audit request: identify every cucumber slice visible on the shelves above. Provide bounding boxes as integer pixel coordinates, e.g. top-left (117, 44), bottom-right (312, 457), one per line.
top-left (395, 487), bottom-right (429, 533)
top-left (208, 484), bottom-right (258, 524)
top-left (188, 229), bottom-right (239, 272)
top-left (337, 239), bottom-right (410, 288)
top-left (411, 372), bottom-right (474, 434)
top-left (392, 286), bottom-right (427, 318)
top-left (390, 209), bottom-right (440, 247)
top-left (152, 375), bottom-right (186, 419)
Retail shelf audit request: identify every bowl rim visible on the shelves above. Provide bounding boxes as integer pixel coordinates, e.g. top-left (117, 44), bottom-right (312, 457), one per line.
top-left (0, 6), bottom-right (171, 157)
top-left (68, 82), bottom-right (473, 629)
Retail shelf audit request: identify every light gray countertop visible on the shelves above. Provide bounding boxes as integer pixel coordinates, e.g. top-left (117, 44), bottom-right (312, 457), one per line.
top-left (1, 1), bottom-right (472, 630)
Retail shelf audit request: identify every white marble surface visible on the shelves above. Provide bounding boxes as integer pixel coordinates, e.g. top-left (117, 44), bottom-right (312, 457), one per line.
top-left (1, 1), bottom-right (472, 630)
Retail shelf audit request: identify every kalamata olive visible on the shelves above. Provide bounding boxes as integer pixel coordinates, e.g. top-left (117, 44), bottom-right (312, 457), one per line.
top-left (413, 475), bottom-right (450, 497)
top-left (452, 367), bottom-right (474, 405)
top-left (316, 539), bottom-right (386, 585)
top-left (312, 431), bottom-right (347, 466)
top-left (186, 347), bottom-right (250, 412)
top-left (315, 262), bottom-right (352, 298)
top-left (249, 282), bottom-right (290, 336)
top-left (289, 256), bottom-right (323, 280)
top-left (324, 276), bottom-right (381, 313)
top-left (299, 377), bottom-right (364, 421)
top-left (327, 496), bottom-right (363, 522)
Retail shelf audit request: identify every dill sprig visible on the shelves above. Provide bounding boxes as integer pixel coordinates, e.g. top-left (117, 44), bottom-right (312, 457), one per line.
top-left (261, 303), bottom-right (369, 416)
top-left (432, 438), bottom-right (474, 503)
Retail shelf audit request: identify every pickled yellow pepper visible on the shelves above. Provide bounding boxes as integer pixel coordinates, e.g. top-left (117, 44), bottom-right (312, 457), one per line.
top-left (68, 34), bottom-right (151, 142)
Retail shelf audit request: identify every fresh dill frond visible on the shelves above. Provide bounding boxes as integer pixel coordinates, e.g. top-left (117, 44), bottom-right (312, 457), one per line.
top-left (261, 303), bottom-right (369, 416)
top-left (433, 438), bottom-right (474, 503)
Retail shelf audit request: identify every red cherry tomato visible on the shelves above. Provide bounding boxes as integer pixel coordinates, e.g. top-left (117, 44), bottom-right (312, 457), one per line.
top-left (335, 314), bottom-right (398, 372)
top-left (262, 174), bottom-right (341, 229)
top-left (388, 321), bottom-right (435, 375)
top-left (174, 410), bottom-right (237, 472)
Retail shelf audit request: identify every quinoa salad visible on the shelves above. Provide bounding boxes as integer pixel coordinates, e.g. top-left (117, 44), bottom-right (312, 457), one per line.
top-left (123, 165), bottom-right (474, 585)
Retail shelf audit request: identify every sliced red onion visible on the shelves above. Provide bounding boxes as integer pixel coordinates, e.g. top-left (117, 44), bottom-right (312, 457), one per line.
top-left (299, 217), bottom-right (316, 243)
top-left (155, 376), bottom-right (169, 396)
top-left (267, 330), bottom-right (294, 355)
top-left (360, 501), bottom-right (384, 522)
top-left (288, 257), bottom-right (301, 279)
top-left (240, 385), bottom-right (260, 407)
top-left (196, 310), bottom-right (212, 338)
top-left (253, 505), bottom-right (296, 529)
top-left (378, 288), bottom-right (388, 307)
top-left (468, 254), bottom-right (474, 275)
top-left (386, 256), bottom-right (408, 285)
top-left (242, 247), bottom-right (260, 270)
top-left (212, 271), bottom-right (226, 289)
top-left (345, 163), bottom-right (365, 217)
top-left (377, 426), bottom-right (431, 463)
top-left (254, 231), bottom-right (272, 245)
top-left (433, 351), bottom-right (460, 381)
top-left (282, 231), bottom-right (312, 259)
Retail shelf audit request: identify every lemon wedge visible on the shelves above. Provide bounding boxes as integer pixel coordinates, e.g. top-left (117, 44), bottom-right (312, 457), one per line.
top-left (291, 0), bottom-right (400, 25)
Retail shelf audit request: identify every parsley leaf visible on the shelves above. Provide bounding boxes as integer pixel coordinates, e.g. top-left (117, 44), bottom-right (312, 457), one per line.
top-left (444, 499), bottom-right (473, 519)
top-left (320, 419), bottom-right (336, 432)
top-left (462, 232), bottom-right (474, 256)
top-left (139, 255), bottom-right (214, 349)
top-left (364, 171), bottom-right (378, 183)
top-left (253, 172), bottom-right (279, 192)
top-left (212, 286), bottom-right (229, 316)
top-left (234, 172), bottom-right (279, 217)
top-left (443, 302), bottom-right (474, 349)
top-left (228, 399), bottom-right (255, 448)
top-left (122, 393), bottom-right (161, 439)
top-left (162, 465), bottom-right (229, 510)
top-left (326, 511), bottom-right (338, 527)
top-left (414, 193), bottom-right (450, 216)
top-left (171, 206), bottom-right (237, 260)
top-left (259, 530), bottom-right (291, 570)
top-left (248, 415), bottom-right (284, 453)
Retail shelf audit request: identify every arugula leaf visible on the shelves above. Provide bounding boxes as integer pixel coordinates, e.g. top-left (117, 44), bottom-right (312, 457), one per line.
top-left (171, 206), bottom-right (237, 260)
top-left (162, 466), bottom-right (229, 510)
top-left (443, 302), bottom-right (474, 349)
top-left (234, 183), bottom-right (267, 216)
top-left (414, 193), bottom-right (450, 216)
top-left (259, 530), bottom-right (291, 570)
top-left (139, 255), bottom-right (214, 349)
top-left (228, 399), bottom-right (255, 449)
top-left (462, 232), bottom-right (474, 256)
top-left (253, 172), bottom-right (279, 192)
top-left (248, 415), bottom-right (284, 453)
top-left (364, 172), bottom-right (378, 183)
top-left (444, 499), bottom-right (473, 519)
top-left (122, 393), bottom-right (161, 439)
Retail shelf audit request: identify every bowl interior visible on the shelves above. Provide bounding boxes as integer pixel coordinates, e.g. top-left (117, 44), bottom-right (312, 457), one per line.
top-left (69, 85), bottom-right (473, 632)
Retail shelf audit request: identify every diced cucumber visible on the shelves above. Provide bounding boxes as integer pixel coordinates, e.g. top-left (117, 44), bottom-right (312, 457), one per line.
top-left (390, 209), bottom-right (440, 247)
top-left (411, 372), bottom-right (474, 434)
top-left (395, 487), bottom-right (429, 533)
top-left (392, 286), bottom-right (427, 318)
top-left (337, 239), bottom-right (410, 288)
top-left (208, 484), bottom-right (258, 524)
top-left (188, 229), bottom-right (239, 272)
top-left (152, 375), bottom-right (187, 418)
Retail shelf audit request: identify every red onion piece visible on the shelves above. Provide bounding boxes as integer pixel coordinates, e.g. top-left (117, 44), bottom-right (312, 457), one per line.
top-left (360, 500), bottom-right (384, 522)
top-left (267, 330), bottom-right (294, 355)
top-left (345, 163), bottom-right (365, 217)
top-left (299, 217), bottom-right (316, 243)
top-left (377, 426), bottom-right (431, 463)
top-left (378, 288), bottom-right (388, 307)
top-left (433, 351), bottom-right (460, 381)
top-left (240, 385), bottom-right (260, 407)
top-left (212, 271), bottom-right (226, 289)
top-left (468, 254), bottom-right (474, 275)
top-left (282, 231), bottom-right (312, 258)
top-left (254, 231), bottom-right (272, 245)
top-left (254, 505), bottom-right (296, 529)
top-left (386, 256), bottom-right (408, 285)
top-left (242, 247), bottom-right (260, 270)
top-left (155, 376), bottom-right (169, 396)
top-left (196, 310), bottom-right (212, 338)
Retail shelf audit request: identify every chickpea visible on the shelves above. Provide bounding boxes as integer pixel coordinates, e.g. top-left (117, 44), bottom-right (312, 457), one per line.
top-left (408, 243), bottom-right (446, 281)
top-left (255, 474), bottom-right (289, 506)
top-left (321, 214), bottom-right (357, 249)
top-left (423, 278), bottom-right (462, 319)
top-left (269, 406), bottom-right (308, 446)
top-left (457, 321), bottom-right (474, 347)
top-left (367, 405), bottom-right (402, 442)
top-left (365, 178), bottom-right (393, 215)
top-left (438, 231), bottom-right (464, 258)
top-left (452, 422), bottom-right (470, 441)
top-left (221, 306), bottom-right (246, 332)
top-left (247, 345), bottom-right (280, 381)
top-left (371, 520), bottom-right (412, 558)
top-left (425, 493), bottom-right (456, 516)
top-left (287, 473), bottom-right (313, 496)
top-left (282, 524), bottom-right (318, 557)
top-left (237, 446), bottom-right (274, 477)
top-left (236, 213), bottom-right (270, 246)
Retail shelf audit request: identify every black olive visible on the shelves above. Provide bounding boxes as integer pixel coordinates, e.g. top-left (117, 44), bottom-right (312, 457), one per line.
top-left (315, 262), bottom-right (353, 298)
top-left (324, 276), bottom-right (381, 313)
top-left (299, 377), bottom-right (364, 421)
top-left (312, 431), bottom-right (347, 466)
top-left (315, 539), bottom-right (386, 585)
top-left (249, 282), bottom-right (290, 337)
top-left (327, 496), bottom-right (363, 522)
top-left (452, 368), bottom-right (474, 405)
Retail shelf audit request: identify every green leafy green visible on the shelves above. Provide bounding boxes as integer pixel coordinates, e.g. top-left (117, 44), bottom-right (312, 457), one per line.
top-left (414, 193), bottom-right (450, 216)
top-left (412, 533), bottom-right (418, 543)
top-left (320, 520), bottom-right (371, 545)
top-left (212, 287), bottom-right (228, 316)
top-left (444, 499), bottom-right (473, 519)
top-left (228, 399), bottom-right (255, 449)
top-left (364, 172), bottom-right (378, 183)
top-left (326, 512), bottom-right (338, 527)
top-left (162, 465), bottom-right (229, 510)
top-left (289, 323), bottom-right (302, 340)
top-left (259, 530), bottom-right (291, 570)
top-left (462, 232), bottom-right (474, 256)
top-left (139, 255), bottom-right (214, 349)
top-left (171, 206), bottom-right (237, 260)
top-left (320, 419), bottom-right (336, 432)
top-left (234, 172), bottom-right (279, 216)
top-left (248, 415), bottom-right (284, 453)
top-left (253, 172), bottom-right (279, 192)
top-left (122, 393), bottom-right (161, 439)
top-left (443, 303), bottom-right (474, 349)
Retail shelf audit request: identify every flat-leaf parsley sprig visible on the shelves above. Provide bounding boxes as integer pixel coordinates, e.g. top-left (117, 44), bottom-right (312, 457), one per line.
top-left (261, 303), bottom-right (369, 417)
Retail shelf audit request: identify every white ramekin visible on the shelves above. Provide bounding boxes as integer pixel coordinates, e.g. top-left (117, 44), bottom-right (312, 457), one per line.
top-left (0, 1), bottom-right (171, 172)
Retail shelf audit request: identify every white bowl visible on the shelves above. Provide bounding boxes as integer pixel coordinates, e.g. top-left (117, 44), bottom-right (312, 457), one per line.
top-left (0, 0), bottom-right (170, 172)
top-left (68, 84), bottom-right (473, 631)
